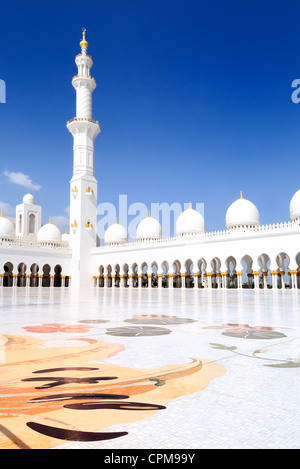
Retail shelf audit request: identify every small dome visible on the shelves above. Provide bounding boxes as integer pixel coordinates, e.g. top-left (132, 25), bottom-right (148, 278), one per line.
top-left (23, 193), bottom-right (35, 204)
top-left (37, 219), bottom-right (62, 245)
top-left (226, 192), bottom-right (260, 229)
top-left (136, 214), bottom-right (162, 241)
top-left (176, 205), bottom-right (205, 236)
top-left (290, 189), bottom-right (300, 221)
top-left (62, 229), bottom-right (70, 245)
top-left (0, 214), bottom-right (14, 239)
top-left (105, 221), bottom-right (128, 245)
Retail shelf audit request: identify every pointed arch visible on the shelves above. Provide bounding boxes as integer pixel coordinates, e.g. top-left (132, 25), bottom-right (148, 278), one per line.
top-left (30, 263), bottom-right (39, 287)
top-left (3, 262), bottom-right (13, 287)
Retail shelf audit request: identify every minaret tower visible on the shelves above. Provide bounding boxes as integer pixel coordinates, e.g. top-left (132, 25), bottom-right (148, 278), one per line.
top-left (67, 29), bottom-right (100, 288)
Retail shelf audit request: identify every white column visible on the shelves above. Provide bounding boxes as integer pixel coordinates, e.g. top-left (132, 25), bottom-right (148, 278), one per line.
top-left (253, 271), bottom-right (260, 289)
top-left (137, 274), bottom-right (142, 288)
top-left (271, 271), bottom-right (278, 289)
top-left (290, 270), bottom-right (298, 289)
top-left (236, 272), bottom-right (243, 289)
top-left (207, 273), bottom-right (213, 288)
top-left (262, 272), bottom-right (268, 289)
top-left (104, 274), bottom-right (109, 288)
top-left (279, 271), bottom-right (285, 289)
top-left (157, 272), bottom-right (163, 288)
top-left (50, 275), bottom-right (54, 288)
top-left (181, 274), bottom-right (185, 288)
top-left (120, 275), bottom-right (126, 288)
top-left (127, 275), bottom-right (132, 288)
top-left (12, 274), bottom-right (17, 287)
top-left (193, 273), bottom-right (199, 288)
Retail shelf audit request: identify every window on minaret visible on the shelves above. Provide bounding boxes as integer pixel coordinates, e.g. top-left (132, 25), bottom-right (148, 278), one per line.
top-left (19, 214), bottom-right (22, 234)
top-left (29, 214), bottom-right (35, 234)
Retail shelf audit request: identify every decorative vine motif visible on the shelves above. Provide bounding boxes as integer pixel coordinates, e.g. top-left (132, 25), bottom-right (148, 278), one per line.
top-left (210, 343), bottom-right (300, 368)
top-left (203, 323), bottom-right (287, 340)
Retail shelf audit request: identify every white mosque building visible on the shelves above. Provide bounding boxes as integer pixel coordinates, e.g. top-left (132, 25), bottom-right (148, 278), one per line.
top-left (1, 30), bottom-right (300, 291)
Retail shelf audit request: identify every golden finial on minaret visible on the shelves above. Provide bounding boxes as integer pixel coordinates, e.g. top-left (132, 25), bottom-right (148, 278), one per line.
top-left (49, 217), bottom-right (52, 224)
top-left (148, 210), bottom-right (151, 218)
top-left (189, 201), bottom-right (192, 209)
top-left (0, 211), bottom-right (3, 217)
top-left (240, 190), bottom-right (243, 199)
top-left (116, 217), bottom-right (118, 224)
top-left (80, 28), bottom-right (88, 50)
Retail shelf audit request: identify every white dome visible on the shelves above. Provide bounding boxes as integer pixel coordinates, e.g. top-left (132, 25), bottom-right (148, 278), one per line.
top-left (176, 206), bottom-right (205, 236)
top-left (62, 230), bottom-right (70, 245)
top-left (23, 193), bottom-right (35, 204)
top-left (290, 189), bottom-right (300, 221)
top-left (37, 220), bottom-right (62, 245)
top-left (0, 215), bottom-right (15, 239)
top-left (136, 214), bottom-right (162, 240)
top-left (105, 221), bottom-right (128, 245)
top-left (226, 194), bottom-right (260, 229)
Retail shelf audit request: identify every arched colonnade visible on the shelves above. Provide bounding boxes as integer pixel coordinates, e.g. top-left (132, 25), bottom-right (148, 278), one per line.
top-left (93, 252), bottom-right (300, 290)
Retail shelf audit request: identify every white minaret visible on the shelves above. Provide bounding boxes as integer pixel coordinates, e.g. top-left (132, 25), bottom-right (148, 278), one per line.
top-left (67, 29), bottom-right (101, 288)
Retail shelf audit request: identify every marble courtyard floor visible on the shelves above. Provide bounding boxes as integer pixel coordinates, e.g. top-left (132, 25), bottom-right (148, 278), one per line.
top-left (0, 287), bottom-right (299, 449)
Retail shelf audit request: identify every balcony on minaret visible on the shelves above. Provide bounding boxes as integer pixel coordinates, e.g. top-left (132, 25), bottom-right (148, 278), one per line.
top-left (85, 221), bottom-right (93, 230)
top-left (71, 186), bottom-right (78, 197)
top-left (85, 187), bottom-right (93, 197)
top-left (71, 221), bottom-right (78, 231)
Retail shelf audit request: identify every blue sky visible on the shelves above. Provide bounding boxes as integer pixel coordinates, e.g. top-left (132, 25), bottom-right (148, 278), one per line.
top-left (1, 0), bottom-right (300, 235)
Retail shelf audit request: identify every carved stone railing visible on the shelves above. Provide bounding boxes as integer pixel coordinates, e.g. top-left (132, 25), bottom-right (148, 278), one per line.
top-left (94, 220), bottom-right (300, 252)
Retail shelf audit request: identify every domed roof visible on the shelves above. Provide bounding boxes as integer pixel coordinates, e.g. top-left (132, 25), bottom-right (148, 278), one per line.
top-left (23, 193), bottom-right (35, 204)
top-left (104, 220), bottom-right (128, 245)
top-left (290, 189), bottom-right (300, 221)
top-left (37, 219), bottom-right (62, 245)
top-left (226, 192), bottom-right (260, 229)
top-left (62, 229), bottom-right (70, 245)
top-left (136, 213), bottom-right (162, 240)
top-left (0, 213), bottom-right (15, 239)
top-left (176, 204), bottom-right (205, 236)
